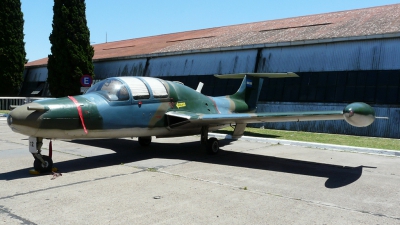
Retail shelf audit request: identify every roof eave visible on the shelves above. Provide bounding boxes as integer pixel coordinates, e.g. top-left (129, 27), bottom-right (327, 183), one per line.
top-left (26, 32), bottom-right (400, 67)
top-left (91, 32), bottom-right (400, 63)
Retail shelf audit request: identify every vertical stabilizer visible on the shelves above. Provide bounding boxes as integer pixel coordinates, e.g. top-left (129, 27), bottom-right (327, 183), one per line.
top-left (214, 73), bottom-right (299, 111)
top-left (230, 75), bottom-right (263, 111)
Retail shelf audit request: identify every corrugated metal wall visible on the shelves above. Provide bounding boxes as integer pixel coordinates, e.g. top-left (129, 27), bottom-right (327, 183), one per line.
top-left (25, 38), bottom-right (400, 80)
top-left (259, 38), bottom-right (400, 72)
top-left (25, 67), bottom-right (48, 82)
top-left (23, 58), bottom-right (148, 82)
top-left (255, 102), bottom-right (400, 138)
top-left (19, 67), bottom-right (49, 96)
top-left (146, 50), bottom-right (257, 76)
top-left (22, 38), bottom-right (400, 138)
top-left (94, 58), bottom-right (147, 79)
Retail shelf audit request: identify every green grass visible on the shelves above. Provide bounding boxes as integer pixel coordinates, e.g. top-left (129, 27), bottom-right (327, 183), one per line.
top-left (147, 168), bottom-right (158, 172)
top-left (0, 110), bottom-right (9, 114)
top-left (215, 127), bottom-right (400, 151)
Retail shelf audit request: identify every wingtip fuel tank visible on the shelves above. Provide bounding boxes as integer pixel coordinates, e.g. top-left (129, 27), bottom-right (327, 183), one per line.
top-left (343, 102), bottom-right (375, 127)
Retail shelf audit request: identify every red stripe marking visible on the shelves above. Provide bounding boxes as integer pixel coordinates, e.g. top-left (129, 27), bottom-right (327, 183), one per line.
top-left (207, 96), bottom-right (220, 113)
top-left (68, 96), bottom-right (88, 134)
top-left (49, 140), bottom-right (52, 158)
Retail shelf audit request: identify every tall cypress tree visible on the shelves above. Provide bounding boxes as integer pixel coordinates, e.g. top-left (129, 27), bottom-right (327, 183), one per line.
top-left (0, 0), bottom-right (26, 96)
top-left (47, 0), bottom-right (94, 97)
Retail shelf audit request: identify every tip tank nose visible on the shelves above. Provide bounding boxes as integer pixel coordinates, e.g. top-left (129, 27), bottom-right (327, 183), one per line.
top-left (343, 102), bottom-right (375, 127)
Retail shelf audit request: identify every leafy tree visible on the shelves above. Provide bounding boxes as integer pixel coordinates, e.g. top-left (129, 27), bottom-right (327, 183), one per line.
top-left (47, 0), bottom-right (94, 97)
top-left (0, 0), bottom-right (26, 96)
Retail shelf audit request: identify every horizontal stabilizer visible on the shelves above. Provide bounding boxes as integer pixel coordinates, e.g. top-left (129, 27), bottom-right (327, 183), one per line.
top-left (214, 72), bottom-right (299, 79)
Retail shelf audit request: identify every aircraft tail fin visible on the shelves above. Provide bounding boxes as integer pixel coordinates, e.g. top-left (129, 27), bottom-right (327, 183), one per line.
top-left (214, 73), bottom-right (299, 111)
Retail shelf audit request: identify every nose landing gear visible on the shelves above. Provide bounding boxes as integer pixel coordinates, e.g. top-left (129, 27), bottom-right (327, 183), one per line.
top-left (29, 137), bottom-right (56, 174)
top-left (33, 154), bottom-right (53, 173)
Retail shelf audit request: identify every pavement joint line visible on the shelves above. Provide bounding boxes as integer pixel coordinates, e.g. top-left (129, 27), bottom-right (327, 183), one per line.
top-left (134, 159), bottom-right (195, 170)
top-left (158, 169), bottom-right (400, 221)
top-left (209, 133), bottom-right (400, 157)
top-left (0, 205), bottom-right (37, 225)
top-left (1, 139), bottom-right (27, 147)
top-left (0, 169), bottom-right (146, 201)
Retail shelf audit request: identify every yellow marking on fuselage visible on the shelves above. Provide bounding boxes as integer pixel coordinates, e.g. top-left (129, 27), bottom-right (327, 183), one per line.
top-left (176, 102), bottom-right (186, 108)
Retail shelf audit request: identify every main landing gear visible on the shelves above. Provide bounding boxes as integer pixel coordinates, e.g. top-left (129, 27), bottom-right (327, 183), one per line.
top-left (201, 126), bottom-right (219, 154)
top-left (29, 137), bottom-right (55, 174)
top-left (138, 136), bottom-right (152, 146)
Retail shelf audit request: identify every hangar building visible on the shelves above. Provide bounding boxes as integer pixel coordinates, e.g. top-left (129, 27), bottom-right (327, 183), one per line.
top-left (23, 4), bottom-right (400, 138)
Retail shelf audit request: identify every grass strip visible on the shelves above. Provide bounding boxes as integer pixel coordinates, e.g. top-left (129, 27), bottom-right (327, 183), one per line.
top-left (216, 127), bottom-right (400, 151)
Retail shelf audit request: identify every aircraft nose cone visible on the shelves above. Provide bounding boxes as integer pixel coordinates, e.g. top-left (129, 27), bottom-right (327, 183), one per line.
top-left (8, 103), bottom-right (44, 136)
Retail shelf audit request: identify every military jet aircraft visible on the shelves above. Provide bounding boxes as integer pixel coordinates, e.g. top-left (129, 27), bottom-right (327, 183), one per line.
top-left (7, 73), bottom-right (375, 172)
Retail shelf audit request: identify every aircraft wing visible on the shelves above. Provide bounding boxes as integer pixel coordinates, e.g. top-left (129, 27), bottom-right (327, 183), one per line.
top-left (165, 110), bottom-right (344, 129)
top-left (165, 102), bottom-right (375, 138)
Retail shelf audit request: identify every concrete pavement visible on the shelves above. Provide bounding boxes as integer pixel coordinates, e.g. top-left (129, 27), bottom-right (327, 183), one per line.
top-left (1, 120), bottom-right (400, 224)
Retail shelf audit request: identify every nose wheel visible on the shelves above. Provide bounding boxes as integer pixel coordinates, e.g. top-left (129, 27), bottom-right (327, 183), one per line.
top-left (33, 155), bottom-right (53, 172)
top-left (29, 137), bottom-right (56, 174)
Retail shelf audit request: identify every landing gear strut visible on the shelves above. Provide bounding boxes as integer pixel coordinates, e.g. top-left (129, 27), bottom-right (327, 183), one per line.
top-left (201, 126), bottom-right (219, 154)
top-left (29, 137), bottom-right (53, 173)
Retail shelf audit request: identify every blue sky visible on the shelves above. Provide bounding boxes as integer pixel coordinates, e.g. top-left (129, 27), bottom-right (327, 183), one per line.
top-left (21, 0), bottom-right (400, 62)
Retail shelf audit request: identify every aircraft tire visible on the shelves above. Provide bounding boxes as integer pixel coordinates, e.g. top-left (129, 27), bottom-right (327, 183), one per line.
top-left (138, 136), bottom-right (152, 146)
top-left (33, 155), bottom-right (53, 172)
top-left (207, 138), bottom-right (219, 155)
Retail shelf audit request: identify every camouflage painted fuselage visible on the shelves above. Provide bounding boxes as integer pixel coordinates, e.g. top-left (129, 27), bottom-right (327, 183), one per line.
top-left (8, 77), bottom-right (247, 139)
top-left (8, 75), bottom-right (376, 140)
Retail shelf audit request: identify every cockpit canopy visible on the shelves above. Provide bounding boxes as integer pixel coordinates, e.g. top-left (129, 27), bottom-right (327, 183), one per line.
top-left (86, 77), bottom-right (168, 101)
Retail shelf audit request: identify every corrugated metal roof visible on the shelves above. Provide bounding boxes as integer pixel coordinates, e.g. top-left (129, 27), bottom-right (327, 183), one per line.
top-left (26, 3), bottom-right (400, 67)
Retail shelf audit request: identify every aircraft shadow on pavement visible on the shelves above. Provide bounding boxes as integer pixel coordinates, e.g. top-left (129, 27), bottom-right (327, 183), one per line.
top-left (0, 138), bottom-right (372, 188)
top-left (215, 131), bottom-right (280, 139)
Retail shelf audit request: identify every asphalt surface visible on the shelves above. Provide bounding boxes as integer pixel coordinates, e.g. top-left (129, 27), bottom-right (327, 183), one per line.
top-left (1, 118), bottom-right (400, 224)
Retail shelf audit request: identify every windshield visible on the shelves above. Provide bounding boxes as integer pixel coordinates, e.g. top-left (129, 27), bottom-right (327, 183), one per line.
top-left (86, 78), bottom-right (129, 101)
